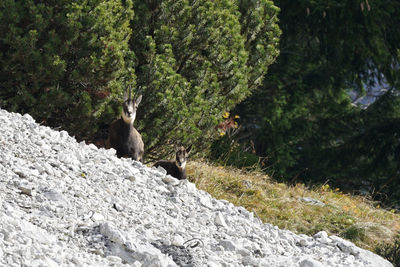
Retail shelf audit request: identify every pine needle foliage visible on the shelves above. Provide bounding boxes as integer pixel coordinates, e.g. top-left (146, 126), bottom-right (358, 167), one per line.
top-left (0, 0), bottom-right (135, 140)
top-left (131, 0), bottom-right (280, 160)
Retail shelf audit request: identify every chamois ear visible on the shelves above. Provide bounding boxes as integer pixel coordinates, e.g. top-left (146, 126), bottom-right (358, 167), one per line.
top-left (135, 94), bottom-right (142, 106)
top-left (186, 144), bottom-right (192, 154)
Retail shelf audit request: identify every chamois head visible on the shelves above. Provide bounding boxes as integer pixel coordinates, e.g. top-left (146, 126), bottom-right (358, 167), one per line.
top-left (175, 145), bottom-right (192, 169)
top-left (121, 86), bottom-right (142, 125)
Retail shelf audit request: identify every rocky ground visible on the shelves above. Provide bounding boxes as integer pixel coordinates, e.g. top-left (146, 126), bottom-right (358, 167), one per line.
top-left (0, 108), bottom-right (392, 266)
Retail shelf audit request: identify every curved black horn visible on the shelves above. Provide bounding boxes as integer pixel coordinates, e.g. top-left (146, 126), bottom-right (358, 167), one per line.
top-left (128, 85), bottom-right (132, 100)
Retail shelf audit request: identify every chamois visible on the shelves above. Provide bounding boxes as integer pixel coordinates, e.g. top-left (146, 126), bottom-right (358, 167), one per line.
top-left (154, 145), bottom-right (192, 180)
top-left (106, 87), bottom-right (144, 162)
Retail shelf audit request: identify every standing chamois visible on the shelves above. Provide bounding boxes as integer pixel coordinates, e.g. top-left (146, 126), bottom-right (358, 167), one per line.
top-left (106, 87), bottom-right (144, 162)
top-left (154, 145), bottom-right (192, 180)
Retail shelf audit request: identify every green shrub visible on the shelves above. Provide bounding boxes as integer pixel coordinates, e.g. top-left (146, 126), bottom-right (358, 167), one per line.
top-left (0, 0), bottom-right (135, 140)
top-left (131, 0), bottom-right (280, 160)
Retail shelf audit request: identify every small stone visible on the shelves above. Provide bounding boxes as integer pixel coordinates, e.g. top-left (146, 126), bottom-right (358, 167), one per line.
top-left (207, 259), bottom-right (223, 267)
top-left (180, 179), bottom-right (197, 194)
top-left (299, 197), bottom-right (325, 207)
top-left (126, 175), bottom-right (136, 182)
top-left (299, 258), bottom-right (324, 267)
top-left (200, 197), bottom-right (214, 210)
top-left (127, 173), bottom-right (145, 184)
top-left (313, 231), bottom-right (328, 239)
top-left (242, 180), bottom-right (252, 188)
top-left (162, 175), bottom-right (180, 186)
top-left (219, 240), bottom-right (236, 251)
top-left (34, 163), bottom-right (45, 173)
top-left (215, 212), bottom-right (228, 228)
top-left (297, 238), bottom-right (310, 247)
top-left (14, 170), bottom-right (28, 178)
top-left (313, 231), bottom-right (331, 244)
top-left (155, 166), bottom-right (167, 175)
top-left (18, 185), bottom-right (35, 196)
top-left (113, 203), bottom-right (124, 212)
top-left (106, 255), bottom-right (122, 263)
top-left (91, 212), bottom-right (105, 222)
top-left (237, 248), bottom-right (251, 257)
top-left (41, 144), bottom-right (52, 150)
top-left (242, 256), bottom-right (259, 266)
top-left (44, 190), bottom-right (70, 207)
top-left (319, 235), bottom-right (331, 244)
top-left (132, 161), bottom-right (143, 169)
top-left (330, 235), bottom-right (360, 256)
top-left (99, 222), bottom-right (126, 245)
top-left (172, 235), bottom-right (185, 246)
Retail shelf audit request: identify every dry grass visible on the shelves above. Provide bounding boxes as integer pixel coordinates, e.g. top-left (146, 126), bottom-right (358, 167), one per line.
top-left (186, 160), bottom-right (400, 252)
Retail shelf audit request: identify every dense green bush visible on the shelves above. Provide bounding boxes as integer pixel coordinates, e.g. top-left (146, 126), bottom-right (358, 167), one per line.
top-left (0, 0), bottom-right (135, 140)
top-left (131, 0), bottom-right (280, 160)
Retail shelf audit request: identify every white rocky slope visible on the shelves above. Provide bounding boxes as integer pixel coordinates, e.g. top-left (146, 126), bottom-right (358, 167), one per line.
top-left (0, 108), bottom-right (392, 267)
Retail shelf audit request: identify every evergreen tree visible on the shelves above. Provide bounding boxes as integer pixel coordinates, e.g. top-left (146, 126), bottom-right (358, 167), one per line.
top-left (130, 0), bottom-right (280, 160)
top-left (0, 0), bottom-right (135, 140)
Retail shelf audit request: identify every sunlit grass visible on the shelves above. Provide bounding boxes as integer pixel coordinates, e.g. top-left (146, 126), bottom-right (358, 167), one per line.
top-left (187, 160), bottom-right (400, 252)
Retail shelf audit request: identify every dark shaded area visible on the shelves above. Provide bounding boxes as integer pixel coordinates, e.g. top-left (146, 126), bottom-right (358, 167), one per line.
top-left (152, 241), bottom-right (200, 267)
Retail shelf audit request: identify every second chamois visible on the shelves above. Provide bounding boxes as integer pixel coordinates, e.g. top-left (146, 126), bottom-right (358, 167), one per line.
top-left (106, 87), bottom-right (144, 162)
top-left (154, 145), bottom-right (192, 180)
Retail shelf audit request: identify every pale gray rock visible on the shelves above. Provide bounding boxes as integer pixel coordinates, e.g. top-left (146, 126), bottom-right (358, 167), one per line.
top-left (313, 231), bottom-right (331, 244)
top-left (236, 248), bottom-right (251, 257)
top-left (171, 235), bottom-right (185, 247)
top-left (215, 212), bottom-right (229, 229)
top-left (219, 240), bottom-right (236, 251)
top-left (299, 257), bottom-right (324, 267)
top-left (155, 166), bottom-right (167, 175)
top-left (298, 237), bottom-right (311, 247)
top-left (299, 197), bottom-right (325, 207)
top-left (43, 190), bottom-right (70, 207)
top-left (200, 195), bottom-right (215, 210)
top-left (91, 212), bottom-right (105, 222)
top-left (99, 222), bottom-right (126, 245)
top-left (162, 175), bottom-right (180, 186)
top-left (18, 184), bottom-right (35, 196)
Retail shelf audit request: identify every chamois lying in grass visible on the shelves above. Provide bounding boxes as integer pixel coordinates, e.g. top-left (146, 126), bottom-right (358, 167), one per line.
top-left (154, 145), bottom-right (192, 180)
top-left (106, 87), bottom-right (144, 162)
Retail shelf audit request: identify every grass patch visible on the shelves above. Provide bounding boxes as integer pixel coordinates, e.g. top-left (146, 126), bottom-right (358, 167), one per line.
top-left (187, 160), bottom-right (400, 253)
top-left (342, 225), bottom-right (367, 241)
